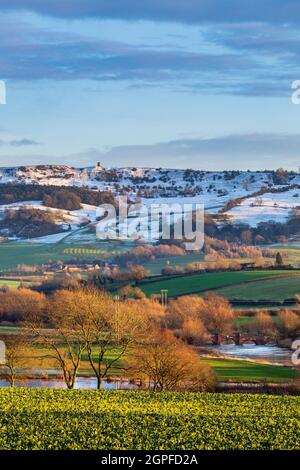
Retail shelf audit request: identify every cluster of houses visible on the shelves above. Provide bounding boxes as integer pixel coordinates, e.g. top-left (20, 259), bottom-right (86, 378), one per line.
top-left (42, 260), bottom-right (119, 276)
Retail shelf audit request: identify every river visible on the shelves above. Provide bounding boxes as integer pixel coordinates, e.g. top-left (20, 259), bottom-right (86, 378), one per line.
top-left (0, 377), bottom-right (138, 389)
top-left (0, 344), bottom-right (293, 389)
top-left (206, 344), bottom-right (292, 365)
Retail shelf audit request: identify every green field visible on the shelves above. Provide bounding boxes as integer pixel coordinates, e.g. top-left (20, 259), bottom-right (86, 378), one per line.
top-left (201, 358), bottom-right (295, 382)
top-left (272, 243), bottom-right (300, 265)
top-left (143, 253), bottom-right (205, 275)
top-left (0, 279), bottom-right (31, 288)
top-left (234, 316), bottom-right (282, 327)
top-left (137, 271), bottom-right (300, 297)
top-left (0, 240), bottom-right (130, 270)
top-left (217, 275), bottom-right (300, 301)
top-left (0, 389), bottom-right (299, 449)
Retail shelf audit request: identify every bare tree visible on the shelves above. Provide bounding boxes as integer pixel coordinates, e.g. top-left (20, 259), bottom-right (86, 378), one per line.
top-left (0, 288), bottom-right (46, 323)
top-left (83, 292), bottom-right (151, 389)
top-left (241, 311), bottom-right (277, 338)
top-left (118, 285), bottom-right (146, 300)
top-left (166, 294), bottom-right (235, 340)
top-left (26, 291), bottom-right (87, 389)
top-left (0, 335), bottom-right (34, 387)
top-left (181, 318), bottom-right (210, 345)
top-left (127, 330), bottom-right (217, 392)
top-left (44, 289), bottom-right (152, 389)
top-left (278, 309), bottom-right (300, 339)
top-left (166, 296), bottom-right (204, 330)
top-left (26, 288), bottom-right (156, 389)
top-left (199, 293), bottom-right (235, 335)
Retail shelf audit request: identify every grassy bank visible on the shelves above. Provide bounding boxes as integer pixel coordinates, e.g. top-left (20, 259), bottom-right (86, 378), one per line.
top-left (201, 357), bottom-right (295, 383)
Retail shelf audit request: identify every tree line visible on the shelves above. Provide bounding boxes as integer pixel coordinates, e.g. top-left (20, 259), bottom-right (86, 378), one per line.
top-left (0, 288), bottom-right (216, 391)
top-left (0, 184), bottom-right (116, 210)
top-left (1, 287), bottom-right (300, 389)
top-left (0, 207), bottom-right (61, 238)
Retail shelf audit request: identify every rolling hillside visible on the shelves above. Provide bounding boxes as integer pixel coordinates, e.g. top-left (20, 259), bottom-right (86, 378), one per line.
top-left (0, 165), bottom-right (299, 244)
top-left (135, 270), bottom-right (300, 298)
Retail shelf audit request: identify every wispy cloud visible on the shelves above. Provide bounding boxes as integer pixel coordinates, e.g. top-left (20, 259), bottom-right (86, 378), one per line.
top-left (0, 132), bottom-right (40, 147)
top-left (9, 138), bottom-right (40, 146)
top-left (0, 13), bottom-right (294, 98)
top-left (92, 134), bottom-right (300, 170)
top-left (2, 134), bottom-right (299, 170)
top-left (0, 16), bottom-right (253, 85)
top-left (1, 1), bottom-right (300, 24)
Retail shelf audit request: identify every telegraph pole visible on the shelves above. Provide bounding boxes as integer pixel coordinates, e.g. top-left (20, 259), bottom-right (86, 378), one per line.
top-left (160, 289), bottom-right (168, 307)
top-left (114, 295), bottom-right (120, 345)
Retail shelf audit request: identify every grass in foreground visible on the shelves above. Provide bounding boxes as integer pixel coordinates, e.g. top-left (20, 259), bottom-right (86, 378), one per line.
top-left (0, 389), bottom-right (299, 449)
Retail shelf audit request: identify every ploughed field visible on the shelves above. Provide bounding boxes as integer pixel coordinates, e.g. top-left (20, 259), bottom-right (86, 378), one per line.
top-left (137, 270), bottom-right (300, 298)
top-left (0, 389), bottom-right (299, 450)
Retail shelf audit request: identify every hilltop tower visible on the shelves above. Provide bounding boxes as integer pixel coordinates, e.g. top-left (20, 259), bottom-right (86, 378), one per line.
top-left (91, 162), bottom-right (104, 174)
top-left (96, 162), bottom-right (104, 171)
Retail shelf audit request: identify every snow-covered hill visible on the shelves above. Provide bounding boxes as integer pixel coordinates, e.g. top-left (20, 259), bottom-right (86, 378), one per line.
top-left (0, 164), bottom-right (296, 204)
top-left (0, 165), bottom-right (299, 234)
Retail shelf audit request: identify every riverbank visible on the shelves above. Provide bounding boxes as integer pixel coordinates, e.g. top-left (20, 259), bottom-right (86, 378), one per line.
top-left (201, 343), bottom-right (292, 364)
top-left (0, 376), bottom-right (297, 395)
top-left (0, 351), bottom-right (295, 390)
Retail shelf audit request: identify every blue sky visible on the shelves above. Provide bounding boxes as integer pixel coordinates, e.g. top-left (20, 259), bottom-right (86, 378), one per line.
top-left (0, 0), bottom-right (300, 170)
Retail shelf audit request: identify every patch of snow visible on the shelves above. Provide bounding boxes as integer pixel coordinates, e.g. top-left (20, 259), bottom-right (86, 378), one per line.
top-left (226, 190), bottom-right (300, 227)
top-left (25, 232), bottom-right (71, 244)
